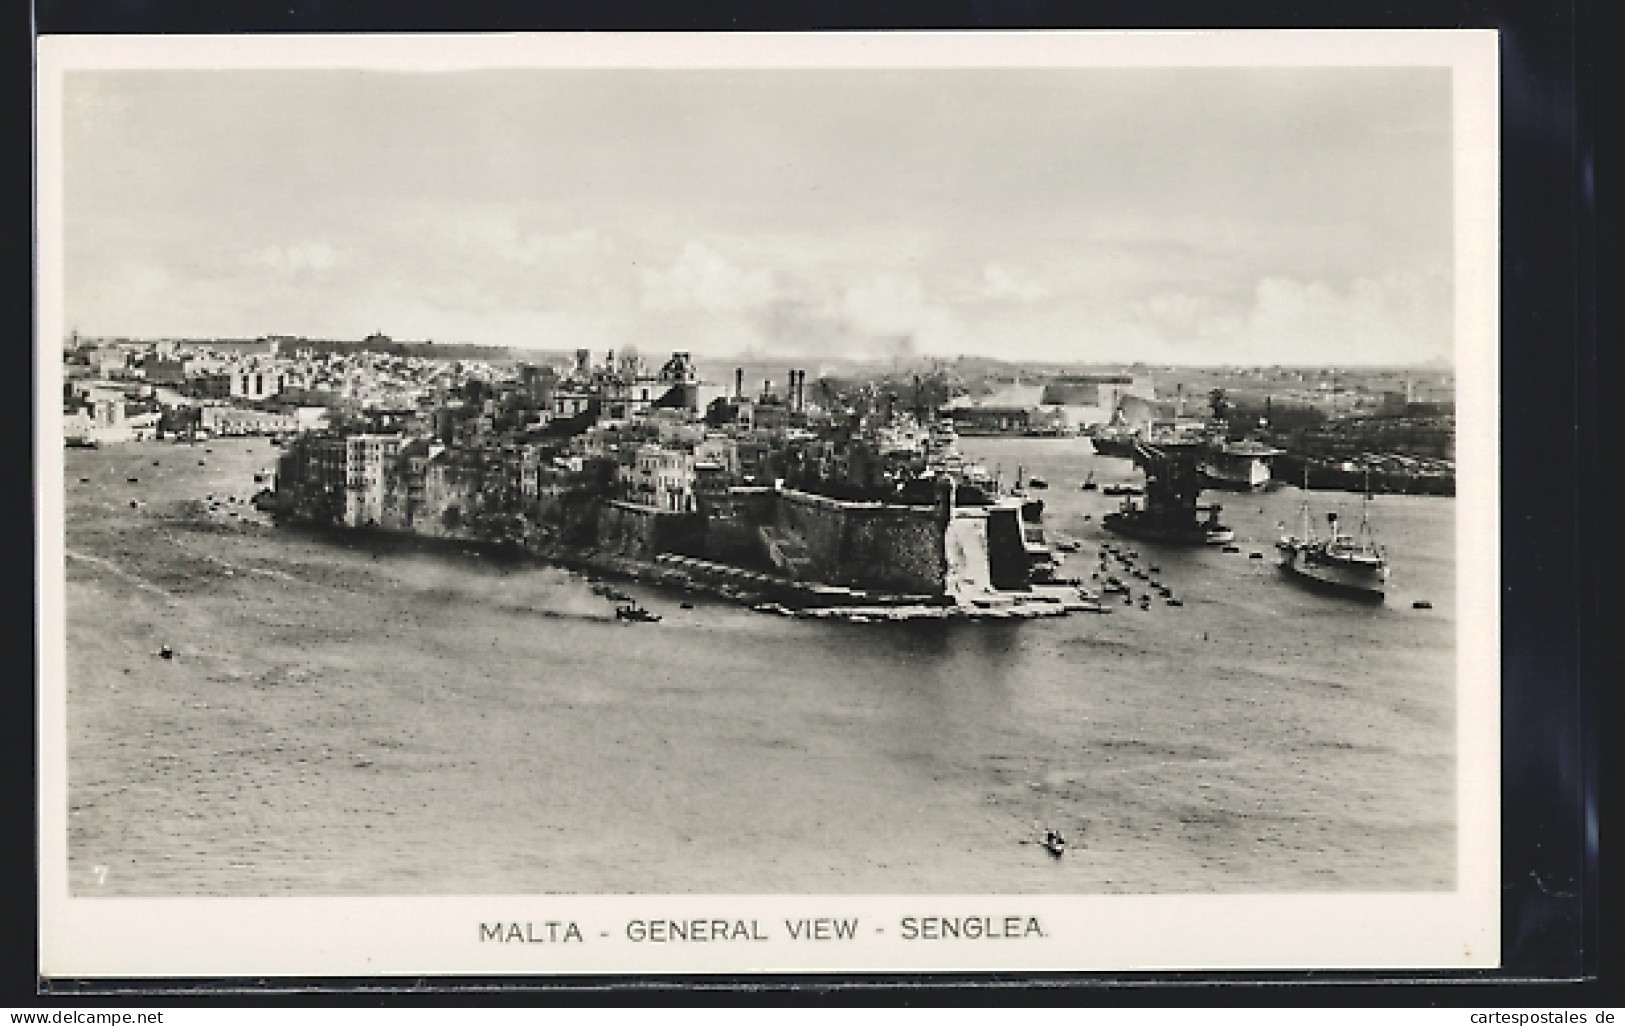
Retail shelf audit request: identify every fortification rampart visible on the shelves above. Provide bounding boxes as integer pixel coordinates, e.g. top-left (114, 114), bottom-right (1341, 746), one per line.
top-left (597, 500), bottom-right (707, 561)
top-left (699, 488), bottom-right (777, 569)
top-left (772, 488), bottom-right (948, 596)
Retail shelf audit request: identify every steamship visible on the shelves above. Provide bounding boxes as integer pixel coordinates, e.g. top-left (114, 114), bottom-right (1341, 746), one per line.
top-left (1198, 439), bottom-right (1283, 491)
top-left (1275, 493), bottom-right (1389, 601)
top-left (1087, 427), bottom-right (1140, 459)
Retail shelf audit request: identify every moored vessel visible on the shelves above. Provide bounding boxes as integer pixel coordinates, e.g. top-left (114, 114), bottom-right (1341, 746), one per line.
top-left (1088, 429), bottom-right (1139, 459)
top-left (1275, 490), bottom-right (1389, 601)
top-left (1103, 499), bottom-right (1234, 545)
top-left (1100, 438), bottom-right (1234, 545)
top-left (1198, 439), bottom-right (1283, 491)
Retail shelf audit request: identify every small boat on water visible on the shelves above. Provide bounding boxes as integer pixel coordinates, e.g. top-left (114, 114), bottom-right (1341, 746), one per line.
top-left (1042, 829), bottom-right (1067, 857)
top-left (1027, 476), bottom-right (1049, 490)
top-left (1101, 483), bottom-right (1143, 497)
top-left (1276, 485), bottom-right (1389, 602)
top-left (1080, 471), bottom-right (1098, 492)
top-left (615, 603), bottom-right (662, 623)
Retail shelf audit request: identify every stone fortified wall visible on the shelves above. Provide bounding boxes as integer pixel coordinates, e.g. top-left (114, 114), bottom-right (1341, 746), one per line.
top-left (597, 500), bottom-right (707, 561)
top-left (699, 488), bottom-right (777, 569)
top-left (772, 488), bottom-right (948, 596)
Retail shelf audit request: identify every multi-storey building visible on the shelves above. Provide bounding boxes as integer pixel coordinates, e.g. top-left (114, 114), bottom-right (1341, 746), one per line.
top-left (231, 366), bottom-right (291, 402)
top-left (654, 448), bottom-right (697, 512)
top-left (344, 433), bottom-right (404, 528)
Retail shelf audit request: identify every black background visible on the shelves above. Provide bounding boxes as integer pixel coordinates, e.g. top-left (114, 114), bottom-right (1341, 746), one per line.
top-left (15, 0), bottom-right (1611, 1007)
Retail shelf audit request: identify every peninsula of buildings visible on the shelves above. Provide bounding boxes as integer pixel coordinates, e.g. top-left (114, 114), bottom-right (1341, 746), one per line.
top-left (62, 332), bottom-right (1455, 618)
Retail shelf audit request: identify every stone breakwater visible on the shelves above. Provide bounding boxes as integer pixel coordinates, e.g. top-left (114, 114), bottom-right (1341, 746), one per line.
top-left (591, 552), bottom-right (1102, 621)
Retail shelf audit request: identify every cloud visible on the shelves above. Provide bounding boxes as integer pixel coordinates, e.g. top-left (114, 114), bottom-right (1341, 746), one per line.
top-left (1235, 272), bottom-right (1450, 363)
top-left (837, 272), bottom-right (967, 355)
top-left (253, 242), bottom-right (339, 273)
top-left (1120, 266), bottom-right (1451, 364)
top-left (841, 273), bottom-right (925, 335)
top-left (979, 263), bottom-right (1049, 303)
top-left (461, 222), bottom-right (614, 269)
top-left (641, 242), bottom-right (775, 314)
top-left (1133, 291), bottom-right (1232, 339)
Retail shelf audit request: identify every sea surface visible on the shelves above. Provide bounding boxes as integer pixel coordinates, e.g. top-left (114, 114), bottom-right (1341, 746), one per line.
top-left (61, 436), bottom-right (1455, 896)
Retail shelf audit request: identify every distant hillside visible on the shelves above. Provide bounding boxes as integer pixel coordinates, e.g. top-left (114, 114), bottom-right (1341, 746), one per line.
top-left (181, 337), bottom-right (524, 362)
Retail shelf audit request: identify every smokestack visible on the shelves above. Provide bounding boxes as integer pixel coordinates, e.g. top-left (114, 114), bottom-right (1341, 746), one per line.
top-left (798, 370), bottom-right (807, 411)
top-left (735, 367), bottom-right (743, 398)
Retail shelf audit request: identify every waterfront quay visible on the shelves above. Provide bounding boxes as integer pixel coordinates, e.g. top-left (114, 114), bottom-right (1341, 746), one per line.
top-left (64, 436), bottom-right (1455, 896)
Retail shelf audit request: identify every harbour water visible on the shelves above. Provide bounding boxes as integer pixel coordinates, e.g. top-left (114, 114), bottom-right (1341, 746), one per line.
top-left (63, 436), bottom-right (1455, 896)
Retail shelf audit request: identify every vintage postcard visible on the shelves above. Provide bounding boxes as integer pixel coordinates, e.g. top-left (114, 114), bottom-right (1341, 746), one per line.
top-left (36, 30), bottom-right (1500, 978)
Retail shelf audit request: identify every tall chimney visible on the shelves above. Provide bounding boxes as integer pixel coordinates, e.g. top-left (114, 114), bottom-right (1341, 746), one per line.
top-left (735, 367), bottom-right (743, 398)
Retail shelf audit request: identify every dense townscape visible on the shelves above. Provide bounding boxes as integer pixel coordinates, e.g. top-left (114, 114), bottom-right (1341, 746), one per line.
top-left (62, 332), bottom-right (1456, 617)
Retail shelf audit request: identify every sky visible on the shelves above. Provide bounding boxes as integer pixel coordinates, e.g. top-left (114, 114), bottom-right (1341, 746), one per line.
top-left (61, 66), bottom-right (1455, 366)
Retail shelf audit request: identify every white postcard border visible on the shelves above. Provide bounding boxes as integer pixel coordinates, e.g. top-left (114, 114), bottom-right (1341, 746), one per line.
top-left (36, 29), bottom-right (1501, 978)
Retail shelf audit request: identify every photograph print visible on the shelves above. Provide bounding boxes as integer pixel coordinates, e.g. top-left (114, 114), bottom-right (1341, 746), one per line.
top-left (39, 32), bottom-right (1500, 975)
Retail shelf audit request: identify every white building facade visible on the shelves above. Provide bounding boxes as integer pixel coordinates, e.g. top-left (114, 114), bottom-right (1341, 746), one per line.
top-left (344, 433), bottom-right (403, 528)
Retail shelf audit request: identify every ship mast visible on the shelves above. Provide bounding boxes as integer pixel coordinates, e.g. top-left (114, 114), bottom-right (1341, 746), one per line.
top-left (1299, 462), bottom-right (1313, 542)
top-left (1358, 469), bottom-right (1379, 553)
